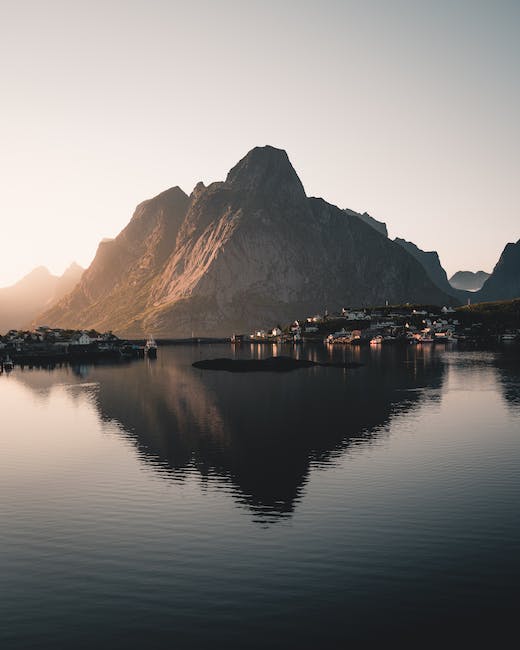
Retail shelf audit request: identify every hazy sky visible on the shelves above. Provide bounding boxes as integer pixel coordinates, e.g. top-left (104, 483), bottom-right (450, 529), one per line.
top-left (1, 0), bottom-right (518, 286)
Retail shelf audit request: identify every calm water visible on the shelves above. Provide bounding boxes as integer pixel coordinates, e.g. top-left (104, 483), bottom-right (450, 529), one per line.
top-left (1, 344), bottom-right (519, 647)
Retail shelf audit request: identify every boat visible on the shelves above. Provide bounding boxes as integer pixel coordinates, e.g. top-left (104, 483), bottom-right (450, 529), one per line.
top-left (418, 329), bottom-right (434, 343)
top-left (370, 335), bottom-right (383, 345)
top-left (3, 356), bottom-right (14, 372)
top-left (145, 336), bottom-right (158, 358)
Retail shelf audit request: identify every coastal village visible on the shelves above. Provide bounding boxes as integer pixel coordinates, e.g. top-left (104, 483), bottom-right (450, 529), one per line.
top-left (1, 301), bottom-right (519, 371)
top-left (243, 301), bottom-right (520, 345)
top-left (0, 326), bottom-right (157, 371)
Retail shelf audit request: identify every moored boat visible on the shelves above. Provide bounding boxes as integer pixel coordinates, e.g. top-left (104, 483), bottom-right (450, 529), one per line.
top-left (145, 336), bottom-right (158, 358)
top-left (2, 356), bottom-right (14, 372)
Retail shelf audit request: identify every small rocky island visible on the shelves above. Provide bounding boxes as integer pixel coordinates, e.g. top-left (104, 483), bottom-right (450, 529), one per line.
top-left (192, 356), bottom-right (363, 373)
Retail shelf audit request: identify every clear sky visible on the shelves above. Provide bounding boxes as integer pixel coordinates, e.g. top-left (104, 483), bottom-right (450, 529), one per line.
top-left (1, 0), bottom-right (518, 286)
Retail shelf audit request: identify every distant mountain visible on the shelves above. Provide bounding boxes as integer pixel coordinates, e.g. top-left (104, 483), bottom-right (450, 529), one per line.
top-left (0, 263), bottom-right (83, 333)
top-left (37, 146), bottom-right (456, 337)
top-left (345, 209), bottom-right (388, 237)
top-left (476, 240), bottom-right (520, 302)
top-left (352, 212), bottom-right (519, 305)
top-left (449, 270), bottom-right (490, 292)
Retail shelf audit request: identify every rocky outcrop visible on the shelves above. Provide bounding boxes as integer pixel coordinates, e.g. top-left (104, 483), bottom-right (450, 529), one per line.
top-left (37, 146), bottom-right (456, 337)
top-left (449, 270), bottom-right (490, 292)
top-left (347, 209), bottom-right (388, 237)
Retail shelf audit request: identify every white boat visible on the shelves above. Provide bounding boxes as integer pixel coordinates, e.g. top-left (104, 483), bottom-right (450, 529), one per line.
top-left (3, 356), bottom-right (14, 372)
top-left (144, 337), bottom-right (158, 358)
top-left (370, 335), bottom-right (383, 345)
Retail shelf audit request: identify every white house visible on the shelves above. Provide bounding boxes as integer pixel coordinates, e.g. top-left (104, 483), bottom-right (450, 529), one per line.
top-left (70, 332), bottom-right (92, 346)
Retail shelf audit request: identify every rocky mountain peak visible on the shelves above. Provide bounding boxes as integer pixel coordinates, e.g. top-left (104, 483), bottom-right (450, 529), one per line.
top-left (121, 186), bottom-right (190, 245)
top-left (63, 262), bottom-right (83, 275)
top-left (225, 145), bottom-right (306, 204)
top-left (143, 185), bottom-right (189, 212)
top-left (26, 265), bottom-right (52, 278)
top-left (15, 266), bottom-right (53, 290)
top-left (449, 270), bottom-right (490, 292)
top-left (191, 181), bottom-right (206, 199)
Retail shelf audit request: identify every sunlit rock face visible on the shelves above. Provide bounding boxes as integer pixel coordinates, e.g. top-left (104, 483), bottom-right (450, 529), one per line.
top-left (38, 146), bottom-right (454, 337)
top-left (476, 239), bottom-right (520, 302)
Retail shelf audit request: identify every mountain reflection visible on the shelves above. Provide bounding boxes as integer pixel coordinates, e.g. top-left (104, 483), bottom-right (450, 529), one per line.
top-left (94, 346), bottom-right (446, 519)
top-left (11, 345), bottom-right (448, 521)
top-left (495, 349), bottom-right (520, 410)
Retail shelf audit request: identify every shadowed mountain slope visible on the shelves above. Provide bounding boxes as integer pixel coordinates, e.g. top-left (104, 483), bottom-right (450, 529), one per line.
top-left (393, 237), bottom-right (459, 297)
top-left (477, 239), bottom-right (520, 302)
top-left (347, 213), bottom-right (464, 299)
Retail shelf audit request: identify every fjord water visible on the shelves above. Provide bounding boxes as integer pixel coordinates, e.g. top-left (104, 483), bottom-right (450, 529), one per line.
top-left (1, 345), bottom-right (519, 647)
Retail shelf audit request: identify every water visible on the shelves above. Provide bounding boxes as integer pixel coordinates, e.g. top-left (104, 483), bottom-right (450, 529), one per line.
top-left (1, 344), bottom-right (519, 647)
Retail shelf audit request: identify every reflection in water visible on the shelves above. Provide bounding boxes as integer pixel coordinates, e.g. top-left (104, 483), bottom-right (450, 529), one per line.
top-left (13, 345), bottom-right (448, 521)
top-left (4, 345), bottom-right (520, 647)
top-left (101, 347), bottom-right (447, 520)
top-left (496, 348), bottom-right (520, 410)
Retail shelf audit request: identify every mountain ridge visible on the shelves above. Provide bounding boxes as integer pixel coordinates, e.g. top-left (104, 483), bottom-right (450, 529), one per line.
top-left (393, 237), bottom-right (458, 297)
top-left (0, 263), bottom-right (84, 332)
top-left (449, 270), bottom-right (490, 292)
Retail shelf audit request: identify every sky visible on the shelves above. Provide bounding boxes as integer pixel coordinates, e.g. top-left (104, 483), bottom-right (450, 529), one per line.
top-left (0, 0), bottom-right (518, 286)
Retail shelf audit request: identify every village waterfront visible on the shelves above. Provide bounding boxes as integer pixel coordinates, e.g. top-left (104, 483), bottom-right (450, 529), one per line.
top-left (1, 341), bottom-right (520, 647)
top-left (1, 301), bottom-right (520, 371)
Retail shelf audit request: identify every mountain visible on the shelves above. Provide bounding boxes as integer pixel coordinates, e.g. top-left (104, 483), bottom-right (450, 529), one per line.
top-left (0, 263), bottom-right (84, 332)
top-left (476, 240), bottom-right (520, 302)
top-left (37, 146), bottom-right (456, 337)
top-left (347, 213), bottom-right (462, 299)
top-left (393, 238), bottom-right (457, 296)
top-left (449, 270), bottom-right (490, 292)
top-left (345, 209), bottom-right (388, 237)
